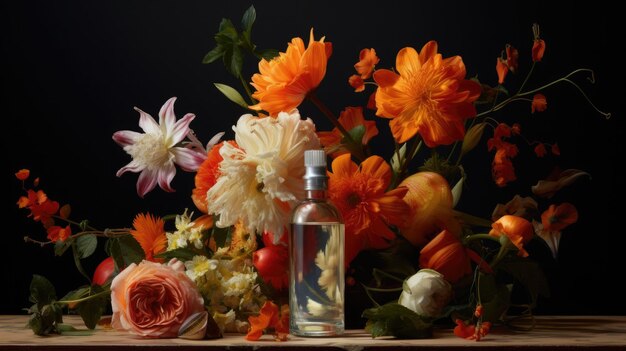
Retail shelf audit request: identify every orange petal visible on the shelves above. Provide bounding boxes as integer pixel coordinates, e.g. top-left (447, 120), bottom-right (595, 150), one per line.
top-left (372, 69), bottom-right (400, 88)
top-left (330, 154), bottom-right (357, 177)
top-left (15, 169), bottom-right (30, 181)
top-left (396, 47), bottom-right (421, 77)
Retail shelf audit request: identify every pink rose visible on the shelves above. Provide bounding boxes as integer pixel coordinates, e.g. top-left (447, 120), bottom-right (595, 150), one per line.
top-left (111, 259), bottom-right (204, 337)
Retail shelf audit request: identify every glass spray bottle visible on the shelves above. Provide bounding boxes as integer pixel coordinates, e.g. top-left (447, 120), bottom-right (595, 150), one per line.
top-left (289, 149), bottom-right (345, 336)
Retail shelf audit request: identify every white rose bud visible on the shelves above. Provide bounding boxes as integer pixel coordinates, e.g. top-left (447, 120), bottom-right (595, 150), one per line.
top-left (398, 269), bottom-right (452, 318)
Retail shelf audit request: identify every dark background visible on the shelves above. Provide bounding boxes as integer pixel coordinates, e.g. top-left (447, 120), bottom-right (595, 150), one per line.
top-left (1, 1), bottom-right (623, 316)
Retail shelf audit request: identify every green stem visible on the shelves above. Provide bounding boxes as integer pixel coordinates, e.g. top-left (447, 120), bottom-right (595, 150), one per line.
top-left (362, 286), bottom-right (403, 293)
top-left (454, 210), bottom-right (493, 228)
top-left (52, 215), bottom-right (98, 232)
top-left (57, 288), bottom-right (111, 306)
top-left (372, 268), bottom-right (406, 283)
top-left (464, 233), bottom-right (501, 245)
top-left (516, 62), bottom-right (536, 95)
top-left (238, 74), bottom-right (256, 105)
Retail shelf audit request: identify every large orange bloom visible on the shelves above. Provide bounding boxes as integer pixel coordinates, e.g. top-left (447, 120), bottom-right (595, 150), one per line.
top-left (489, 215), bottom-right (533, 257)
top-left (130, 213), bottom-right (167, 262)
top-left (373, 41), bottom-right (481, 146)
top-left (249, 29), bottom-right (332, 116)
top-left (317, 106), bottom-right (379, 158)
top-left (328, 154), bottom-right (410, 265)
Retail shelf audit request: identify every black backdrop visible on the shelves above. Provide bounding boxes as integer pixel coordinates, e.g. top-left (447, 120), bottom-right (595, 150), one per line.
top-left (2, 0), bottom-right (624, 316)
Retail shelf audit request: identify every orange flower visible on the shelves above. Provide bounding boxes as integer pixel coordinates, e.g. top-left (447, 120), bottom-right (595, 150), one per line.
top-left (532, 39), bottom-right (546, 62)
top-left (419, 230), bottom-right (472, 283)
top-left (532, 94), bottom-right (547, 113)
top-left (454, 319), bottom-right (492, 341)
top-left (506, 44), bottom-right (519, 73)
top-left (397, 172), bottom-right (461, 248)
top-left (366, 92), bottom-right (377, 110)
top-left (249, 29), bottom-right (332, 116)
top-left (317, 106), bottom-right (379, 158)
top-left (496, 58), bottom-right (508, 84)
top-left (192, 141), bottom-right (231, 214)
top-left (354, 48), bottom-right (379, 79)
top-left (541, 203), bottom-right (578, 232)
top-left (348, 74), bottom-right (365, 92)
top-left (328, 154), bottom-right (410, 265)
top-left (18, 189), bottom-right (59, 226)
top-left (492, 149), bottom-right (516, 187)
top-left (489, 215), bottom-right (533, 257)
top-left (373, 41), bottom-right (480, 146)
top-left (534, 143), bottom-right (547, 157)
top-left (15, 169), bottom-right (30, 181)
top-left (130, 213), bottom-right (167, 262)
top-left (246, 301), bottom-right (289, 341)
top-left (46, 225), bottom-right (72, 242)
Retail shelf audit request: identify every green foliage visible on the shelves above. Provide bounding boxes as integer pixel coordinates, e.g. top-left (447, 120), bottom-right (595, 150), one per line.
top-left (27, 275), bottom-right (63, 336)
top-left (154, 247), bottom-right (198, 262)
top-left (29, 274), bottom-right (56, 307)
top-left (76, 234), bottom-right (97, 259)
top-left (77, 285), bottom-right (109, 330)
top-left (214, 83), bottom-right (249, 108)
top-left (203, 5), bottom-right (278, 78)
top-left (363, 303), bottom-right (432, 339)
top-left (106, 235), bottom-right (144, 272)
top-left (419, 152), bottom-right (462, 186)
top-left (497, 256), bottom-right (550, 307)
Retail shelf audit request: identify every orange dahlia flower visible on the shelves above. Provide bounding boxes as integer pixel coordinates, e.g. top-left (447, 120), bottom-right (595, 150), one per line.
top-left (317, 106), bottom-right (378, 158)
top-left (130, 213), bottom-right (167, 262)
top-left (249, 29), bottom-right (332, 116)
top-left (328, 154), bottom-right (409, 265)
top-left (373, 41), bottom-right (481, 146)
top-left (489, 215), bottom-right (533, 257)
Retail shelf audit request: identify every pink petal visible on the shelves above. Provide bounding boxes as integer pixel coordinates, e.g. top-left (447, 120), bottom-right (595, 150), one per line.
top-left (136, 168), bottom-right (158, 198)
top-left (134, 107), bottom-right (160, 134)
top-left (112, 130), bottom-right (142, 147)
top-left (157, 163), bottom-right (176, 193)
top-left (206, 131), bottom-right (225, 150)
top-left (171, 147), bottom-right (206, 172)
top-left (116, 160), bottom-right (144, 177)
top-left (168, 113), bottom-right (195, 146)
top-left (158, 97), bottom-right (178, 133)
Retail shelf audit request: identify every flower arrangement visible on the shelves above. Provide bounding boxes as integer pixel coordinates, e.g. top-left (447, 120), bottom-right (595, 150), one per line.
top-left (15, 5), bottom-right (610, 342)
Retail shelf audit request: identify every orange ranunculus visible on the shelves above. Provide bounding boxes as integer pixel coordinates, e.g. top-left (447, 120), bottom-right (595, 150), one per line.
top-left (15, 169), bottom-right (30, 181)
top-left (130, 213), bottom-right (167, 262)
top-left (397, 172), bottom-right (461, 248)
top-left (373, 41), bottom-right (481, 146)
top-left (348, 74), bottom-right (365, 92)
top-left (246, 301), bottom-right (289, 341)
top-left (317, 106), bottom-right (379, 158)
top-left (496, 58), bottom-right (508, 84)
top-left (111, 259), bottom-right (205, 338)
top-left (419, 230), bottom-right (471, 283)
top-left (328, 154), bottom-right (410, 265)
top-left (489, 215), bottom-right (533, 257)
top-left (354, 48), bottom-right (379, 79)
top-left (541, 203), bottom-right (578, 232)
top-left (249, 29), bottom-right (332, 116)
top-left (532, 94), bottom-right (547, 113)
top-left (46, 225), bottom-right (72, 242)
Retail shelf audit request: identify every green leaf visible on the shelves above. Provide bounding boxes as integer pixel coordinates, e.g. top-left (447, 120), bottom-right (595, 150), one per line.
top-left (211, 224), bottom-right (232, 249)
top-left (451, 166), bottom-right (465, 208)
top-left (203, 46), bottom-right (225, 64)
top-left (241, 5), bottom-right (256, 34)
top-left (154, 247), bottom-right (198, 262)
top-left (256, 48), bottom-right (279, 61)
top-left (214, 83), bottom-right (248, 108)
top-left (461, 122), bottom-right (486, 157)
top-left (76, 234), bottom-right (97, 259)
top-left (60, 286), bottom-right (90, 304)
top-left (54, 238), bottom-right (73, 256)
top-left (223, 44), bottom-right (244, 77)
top-left (77, 286), bottom-right (108, 330)
top-left (109, 235), bottom-right (144, 272)
top-left (362, 303), bottom-right (432, 339)
top-left (217, 18), bottom-right (238, 41)
top-left (71, 241), bottom-right (92, 283)
top-left (57, 323), bottom-right (95, 336)
top-left (29, 275), bottom-right (57, 307)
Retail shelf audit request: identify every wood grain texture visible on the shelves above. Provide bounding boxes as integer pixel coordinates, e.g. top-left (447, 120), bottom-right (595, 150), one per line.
top-left (1, 315), bottom-right (625, 350)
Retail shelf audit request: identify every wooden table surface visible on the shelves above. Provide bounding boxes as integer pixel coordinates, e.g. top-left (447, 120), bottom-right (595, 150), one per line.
top-left (1, 315), bottom-right (625, 350)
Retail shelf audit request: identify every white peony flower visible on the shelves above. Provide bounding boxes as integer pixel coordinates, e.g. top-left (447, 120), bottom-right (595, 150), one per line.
top-left (206, 111), bottom-right (320, 240)
top-left (398, 269), bottom-right (452, 318)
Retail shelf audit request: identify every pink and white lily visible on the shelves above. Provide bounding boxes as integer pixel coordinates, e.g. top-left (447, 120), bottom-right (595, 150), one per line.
top-left (113, 97), bottom-right (206, 197)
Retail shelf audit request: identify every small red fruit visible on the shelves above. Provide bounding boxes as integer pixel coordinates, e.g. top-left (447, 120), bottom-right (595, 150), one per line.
top-left (93, 257), bottom-right (115, 286)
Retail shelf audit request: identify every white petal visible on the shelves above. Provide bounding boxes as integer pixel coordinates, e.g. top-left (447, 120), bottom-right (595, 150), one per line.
top-left (116, 159), bottom-right (144, 177)
top-left (206, 131), bottom-right (225, 150)
top-left (112, 130), bottom-right (142, 147)
top-left (136, 168), bottom-right (158, 198)
top-left (158, 97), bottom-right (178, 133)
top-left (157, 162), bottom-right (176, 193)
top-left (134, 107), bottom-right (160, 134)
top-left (167, 113), bottom-right (195, 146)
top-left (171, 147), bottom-right (206, 172)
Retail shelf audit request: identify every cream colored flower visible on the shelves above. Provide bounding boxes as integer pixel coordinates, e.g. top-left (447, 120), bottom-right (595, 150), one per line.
top-left (211, 309), bottom-right (236, 334)
top-left (184, 255), bottom-right (218, 281)
top-left (315, 229), bottom-right (342, 301)
top-left (206, 111), bottom-right (320, 239)
top-left (398, 269), bottom-right (452, 318)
